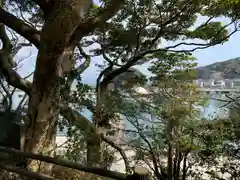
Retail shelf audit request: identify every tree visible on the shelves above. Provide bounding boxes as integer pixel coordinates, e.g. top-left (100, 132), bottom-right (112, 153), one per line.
top-left (0, 0), bottom-right (124, 174)
top-left (119, 55), bottom-right (240, 180)
top-left (0, 0), bottom-right (239, 177)
top-left (118, 54), bottom-right (201, 179)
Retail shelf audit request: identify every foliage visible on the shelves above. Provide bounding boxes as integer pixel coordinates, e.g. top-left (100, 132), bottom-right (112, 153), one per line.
top-left (0, 0), bottom-right (240, 179)
top-left (118, 55), bottom-right (240, 179)
top-left (88, 0), bottom-right (239, 64)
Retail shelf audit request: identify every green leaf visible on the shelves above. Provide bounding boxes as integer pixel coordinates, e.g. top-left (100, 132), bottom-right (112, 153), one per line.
top-left (185, 22), bottom-right (229, 44)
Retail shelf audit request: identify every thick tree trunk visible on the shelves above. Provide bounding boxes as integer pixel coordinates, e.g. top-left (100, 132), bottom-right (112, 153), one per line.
top-left (24, 0), bottom-right (84, 174)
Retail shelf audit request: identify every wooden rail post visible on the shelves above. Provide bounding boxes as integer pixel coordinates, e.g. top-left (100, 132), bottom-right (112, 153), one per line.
top-left (125, 166), bottom-right (149, 180)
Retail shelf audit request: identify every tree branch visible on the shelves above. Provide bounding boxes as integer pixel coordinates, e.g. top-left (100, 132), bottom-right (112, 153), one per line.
top-left (126, 116), bottom-right (162, 179)
top-left (0, 58), bottom-right (32, 95)
top-left (60, 105), bottom-right (96, 136)
top-left (76, 44), bottom-right (91, 74)
top-left (0, 0), bottom-right (123, 49)
top-left (0, 60), bottom-right (31, 95)
top-left (70, 0), bottom-right (124, 45)
top-left (100, 21), bottom-right (239, 88)
top-left (0, 18), bottom-right (32, 95)
top-left (0, 8), bottom-right (40, 48)
top-left (63, 44), bottom-right (91, 101)
top-left (60, 104), bottom-right (130, 172)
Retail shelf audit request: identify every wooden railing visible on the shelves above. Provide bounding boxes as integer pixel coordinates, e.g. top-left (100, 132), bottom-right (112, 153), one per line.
top-left (0, 146), bottom-right (149, 180)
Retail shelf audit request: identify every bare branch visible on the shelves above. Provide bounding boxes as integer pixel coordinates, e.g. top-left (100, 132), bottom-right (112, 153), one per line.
top-left (13, 42), bottom-right (33, 55)
top-left (16, 93), bottom-right (28, 113)
top-left (127, 116), bottom-right (162, 178)
top-left (17, 4), bottom-right (36, 28)
top-left (24, 72), bottom-right (34, 79)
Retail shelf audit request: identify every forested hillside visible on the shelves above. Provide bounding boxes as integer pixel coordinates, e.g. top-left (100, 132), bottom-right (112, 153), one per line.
top-left (197, 57), bottom-right (240, 79)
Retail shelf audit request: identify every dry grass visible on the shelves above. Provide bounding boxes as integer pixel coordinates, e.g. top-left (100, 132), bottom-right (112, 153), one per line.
top-left (0, 166), bottom-right (103, 180)
top-left (52, 165), bottom-right (103, 180)
top-left (0, 170), bottom-right (26, 180)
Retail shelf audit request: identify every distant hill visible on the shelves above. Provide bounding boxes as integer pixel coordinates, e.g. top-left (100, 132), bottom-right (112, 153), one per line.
top-left (197, 57), bottom-right (240, 80)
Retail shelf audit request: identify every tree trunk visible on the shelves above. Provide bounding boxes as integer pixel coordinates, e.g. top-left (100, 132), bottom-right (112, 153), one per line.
top-left (181, 152), bottom-right (188, 180)
top-left (167, 142), bottom-right (173, 180)
top-left (24, 0), bottom-right (84, 174)
top-left (167, 118), bottom-right (173, 180)
top-left (86, 134), bottom-right (101, 166)
top-left (176, 152), bottom-right (182, 180)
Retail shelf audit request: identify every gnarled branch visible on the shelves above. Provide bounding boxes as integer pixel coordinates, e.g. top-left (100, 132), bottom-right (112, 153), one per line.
top-left (0, 8), bottom-right (40, 48)
top-left (0, 16), bottom-right (32, 94)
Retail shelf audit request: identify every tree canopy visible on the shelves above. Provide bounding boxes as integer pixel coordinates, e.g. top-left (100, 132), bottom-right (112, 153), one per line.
top-left (0, 0), bottom-right (240, 179)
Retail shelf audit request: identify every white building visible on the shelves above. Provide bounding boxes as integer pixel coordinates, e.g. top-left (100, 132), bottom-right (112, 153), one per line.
top-left (232, 79), bottom-right (240, 87)
top-left (211, 80), bottom-right (226, 87)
